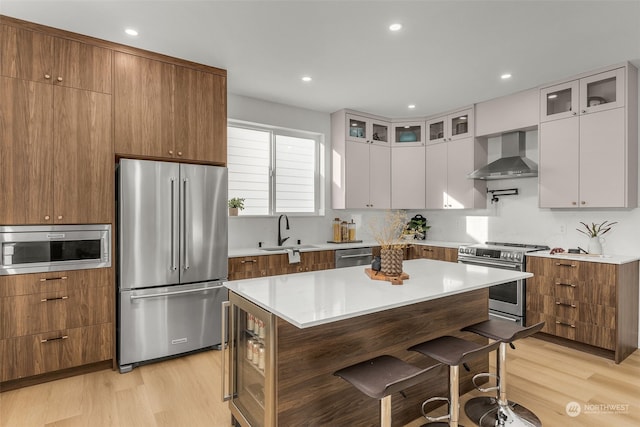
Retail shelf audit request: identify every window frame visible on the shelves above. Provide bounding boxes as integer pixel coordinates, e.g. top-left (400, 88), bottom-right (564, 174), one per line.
top-left (227, 119), bottom-right (323, 217)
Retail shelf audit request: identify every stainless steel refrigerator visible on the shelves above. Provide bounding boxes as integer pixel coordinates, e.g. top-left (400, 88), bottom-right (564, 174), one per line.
top-left (117, 159), bottom-right (228, 373)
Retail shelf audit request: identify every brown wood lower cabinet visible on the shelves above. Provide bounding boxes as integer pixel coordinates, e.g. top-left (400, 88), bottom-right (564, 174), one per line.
top-left (409, 244), bottom-right (458, 262)
top-left (0, 268), bottom-right (114, 384)
top-left (526, 256), bottom-right (638, 363)
top-left (228, 250), bottom-right (335, 281)
top-left (0, 323), bottom-right (112, 382)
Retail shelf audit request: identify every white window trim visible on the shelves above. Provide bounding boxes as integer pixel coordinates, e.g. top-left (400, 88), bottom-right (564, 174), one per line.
top-left (228, 119), bottom-right (324, 217)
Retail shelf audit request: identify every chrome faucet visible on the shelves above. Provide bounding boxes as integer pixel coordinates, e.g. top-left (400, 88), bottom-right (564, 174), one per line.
top-left (278, 214), bottom-right (290, 246)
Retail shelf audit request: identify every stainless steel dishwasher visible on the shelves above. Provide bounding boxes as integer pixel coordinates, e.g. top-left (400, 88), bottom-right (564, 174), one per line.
top-left (334, 247), bottom-right (373, 268)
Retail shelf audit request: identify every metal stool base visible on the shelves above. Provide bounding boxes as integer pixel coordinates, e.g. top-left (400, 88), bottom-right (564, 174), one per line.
top-left (465, 396), bottom-right (541, 427)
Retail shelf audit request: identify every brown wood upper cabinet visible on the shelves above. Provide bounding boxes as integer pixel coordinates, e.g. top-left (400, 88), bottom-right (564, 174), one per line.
top-left (0, 76), bottom-right (113, 224)
top-left (114, 52), bottom-right (226, 163)
top-left (0, 24), bottom-right (112, 94)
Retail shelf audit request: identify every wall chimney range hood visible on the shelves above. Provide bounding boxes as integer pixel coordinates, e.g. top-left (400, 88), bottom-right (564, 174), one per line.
top-left (468, 131), bottom-right (538, 180)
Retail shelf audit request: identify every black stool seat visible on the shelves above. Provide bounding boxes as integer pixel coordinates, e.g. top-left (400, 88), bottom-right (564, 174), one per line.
top-left (409, 335), bottom-right (500, 366)
top-left (334, 355), bottom-right (439, 399)
top-left (462, 320), bottom-right (544, 343)
top-left (334, 355), bottom-right (441, 426)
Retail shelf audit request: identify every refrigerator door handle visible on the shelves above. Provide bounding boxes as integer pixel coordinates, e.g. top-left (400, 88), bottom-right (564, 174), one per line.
top-left (130, 285), bottom-right (220, 300)
top-left (170, 178), bottom-right (178, 271)
top-left (221, 300), bottom-right (232, 401)
top-left (183, 177), bottom-right (190, 270)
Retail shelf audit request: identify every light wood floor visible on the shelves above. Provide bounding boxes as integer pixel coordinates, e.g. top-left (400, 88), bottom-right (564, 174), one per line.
top-left (1, 337), bottom-right (639, 426)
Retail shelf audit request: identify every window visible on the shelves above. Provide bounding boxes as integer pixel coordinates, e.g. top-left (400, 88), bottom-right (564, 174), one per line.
top-left (227, 122), bottom-right (322, 216)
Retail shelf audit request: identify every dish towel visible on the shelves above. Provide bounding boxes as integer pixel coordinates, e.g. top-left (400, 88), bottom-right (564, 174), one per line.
top-left (286, 248), bottom-right (301, 264)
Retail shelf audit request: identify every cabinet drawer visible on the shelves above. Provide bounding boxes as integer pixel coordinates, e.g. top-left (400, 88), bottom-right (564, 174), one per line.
top-left (552, 318), bottom-right (615, 350)
top-left (0, 322), bottom-right (112, 382)
top-left (528, 274), bottom-right (616, 307)
top-left (528, 294), bottom-right (615, 327)
top-left (0, 286), bottom-right (112, 339)
top-left (228, 256), bottom-right (270, 280)
top-left (0, 268), bottom-right (113, 297)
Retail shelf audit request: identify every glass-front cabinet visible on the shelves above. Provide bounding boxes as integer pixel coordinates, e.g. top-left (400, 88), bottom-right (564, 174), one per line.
top-left (540, 67), bottom-right (625, 122)
top-left (345, 113), bottom-right (390, 145)
top-left (226, 292), bottom-right (275, 427)
top-left (392, 121), bottom-right (425, 146)
top-left (426, 108), bottom-right (473, 144)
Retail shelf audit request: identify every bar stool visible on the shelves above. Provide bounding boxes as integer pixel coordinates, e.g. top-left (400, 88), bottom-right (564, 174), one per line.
top-left (334, 355), bottom-right (441, 427)
top-left (462, 320), bottom-right (545, 427)
top-left (408, 336), bottom-right (501, 427)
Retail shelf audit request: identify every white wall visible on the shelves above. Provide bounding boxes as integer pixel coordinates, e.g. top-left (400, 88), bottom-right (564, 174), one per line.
top-left (228, 86), bottom-right (640, 347)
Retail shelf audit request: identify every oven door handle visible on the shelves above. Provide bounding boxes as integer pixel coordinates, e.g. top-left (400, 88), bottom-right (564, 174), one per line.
top-left (489, 312), bottom-right (519, 322)
top-left (458, 258), bottom-right (521, 270)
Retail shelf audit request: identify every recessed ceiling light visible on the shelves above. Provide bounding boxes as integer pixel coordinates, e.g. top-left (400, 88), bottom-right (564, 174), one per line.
top-left (501, 73), bottom-right (512, 80)
top-left (408, 104), bottom-right (416, 109)
top-left (301, 76), bottom-right (312, 82)
top-left (125, 28), bottom-right (138, 36)
top-left (389, 23), bottom-right (402, 32)
top-left (548, 94), bottom-right (558, 99)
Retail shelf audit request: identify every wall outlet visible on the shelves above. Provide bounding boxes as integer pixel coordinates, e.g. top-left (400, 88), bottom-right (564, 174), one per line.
top-left (559, 224), bottom-right (566, 234)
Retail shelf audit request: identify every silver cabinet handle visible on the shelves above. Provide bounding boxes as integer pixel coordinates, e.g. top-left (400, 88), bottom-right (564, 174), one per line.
top-left (170, 178), bottom-right (177, 271)
top-left (556, 320), bottom-right (576, 328)
top-left (554, 262), bottom-right (577, 268)
top-left (555, 301), bottom-right (577, 308)
top-left (41, 296), bottom-right (69, 302)
top-left (130, 286), bottom-right (217, 300)
top-left (39, 276), bottom-right (68, 282)
top-left (240, 259), bottom-right (257, 264)
top-left (221, 301), bottom-right (232, 401)
top-left (555, 281), bottom-right (576, 288)
top-left (41, 335), bottom-right (68, 343)
top-left (183, 178), bottom-right (189, 270)
top-left (337, 253), bottom-right (372, 259)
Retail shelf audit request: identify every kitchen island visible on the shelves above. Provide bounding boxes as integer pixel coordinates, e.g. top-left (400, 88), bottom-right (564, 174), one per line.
top-left (224, 258), bottom-right (532, 426)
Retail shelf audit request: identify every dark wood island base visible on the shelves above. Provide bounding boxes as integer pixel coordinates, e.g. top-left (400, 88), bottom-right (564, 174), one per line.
top-left (269, 288), bottom-right (489, 426)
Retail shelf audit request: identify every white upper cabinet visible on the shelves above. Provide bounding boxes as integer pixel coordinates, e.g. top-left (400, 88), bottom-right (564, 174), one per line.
top-left (475, 88), bottom-right (538, 136)
top-left (332, 110), bottom-right (391, 209)
top-left (391, 146), bottom-right (425, 209)
top-left (346, 113), bottom-right (390, 146)
top-left (426, 108), bottom-right (474, 145)
top-left (540, 68), bottom-right (625, 122)
top-left (391, 121), bottom-right (425, 147)
top-left (426, 137), bottom-right (486, 210)
top-left (539, 64), bottom-right (637, 209)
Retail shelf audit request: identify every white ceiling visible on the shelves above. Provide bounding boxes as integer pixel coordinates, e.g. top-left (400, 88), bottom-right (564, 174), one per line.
top-left (3, 0), bottom-right (640, 119)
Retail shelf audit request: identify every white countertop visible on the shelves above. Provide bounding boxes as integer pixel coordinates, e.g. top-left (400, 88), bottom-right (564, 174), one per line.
top-left (527, 251), bottom-right (640, 265)
top-left (224, 258), bottom-right (531, 329)
top-left (228, 239), bottom-right (469, 257)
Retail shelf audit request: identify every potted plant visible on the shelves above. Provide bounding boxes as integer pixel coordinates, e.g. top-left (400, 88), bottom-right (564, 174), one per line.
top-left (228, 197), bottom-right (245, 216)
top-left (405, 214), bottom-right (430, 240)
top-left (576, 220), bottom-right (617, 254)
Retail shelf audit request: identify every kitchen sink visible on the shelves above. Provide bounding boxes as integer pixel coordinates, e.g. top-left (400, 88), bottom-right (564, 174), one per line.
top-left (260, 244), bottom-right (318, 252)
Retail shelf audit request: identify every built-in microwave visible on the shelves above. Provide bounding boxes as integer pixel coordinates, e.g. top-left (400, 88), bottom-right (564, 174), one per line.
top-left (0, 224), bottom-right (111, 275)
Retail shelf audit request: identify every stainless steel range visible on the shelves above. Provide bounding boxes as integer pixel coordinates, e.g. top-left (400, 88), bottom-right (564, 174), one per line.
top-left (457, 242), bottom-right (549, 325)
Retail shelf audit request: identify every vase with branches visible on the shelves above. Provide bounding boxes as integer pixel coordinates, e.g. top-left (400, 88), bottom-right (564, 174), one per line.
top-left (369, 211), bottom-right (408, 276)
top-left (577, 220), bottom-right (617, 255)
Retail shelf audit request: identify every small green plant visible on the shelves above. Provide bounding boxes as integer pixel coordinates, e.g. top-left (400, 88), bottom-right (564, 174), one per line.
top-left (228, 197), bottom-right (245, 210)
top-left (576, 220), bottom-right (617, 237)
